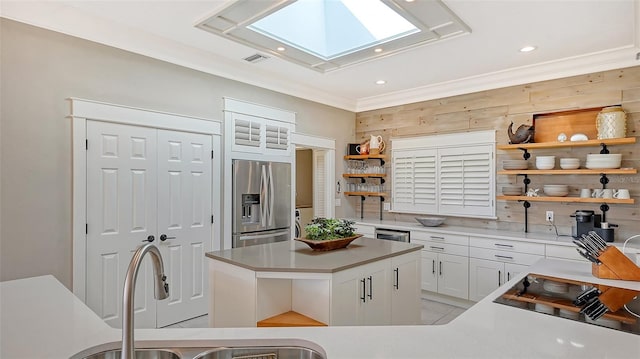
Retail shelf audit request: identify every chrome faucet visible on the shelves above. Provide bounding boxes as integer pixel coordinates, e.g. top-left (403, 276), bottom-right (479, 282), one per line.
top-left (122, 242), bottom-right (169, 359)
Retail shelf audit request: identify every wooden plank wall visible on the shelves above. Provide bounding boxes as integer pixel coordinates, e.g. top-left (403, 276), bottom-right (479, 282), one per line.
top-left (353, 66), bottom-right (640, 239)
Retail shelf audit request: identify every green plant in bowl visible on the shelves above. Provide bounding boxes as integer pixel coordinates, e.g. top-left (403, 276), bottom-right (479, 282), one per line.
top-left (304, 218), bottom-right (356, 240)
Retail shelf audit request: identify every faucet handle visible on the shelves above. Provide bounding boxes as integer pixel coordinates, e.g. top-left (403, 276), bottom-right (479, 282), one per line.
top-left (143, 235), bottom-right (155, 243)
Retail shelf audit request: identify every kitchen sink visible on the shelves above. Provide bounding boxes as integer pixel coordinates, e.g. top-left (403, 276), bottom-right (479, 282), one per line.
top-left (82, 349), bottom-right (180, 359)
top-left (193, 347), bottom-right (324, 359)
top-left (73, 340), bottom-right (326, 359)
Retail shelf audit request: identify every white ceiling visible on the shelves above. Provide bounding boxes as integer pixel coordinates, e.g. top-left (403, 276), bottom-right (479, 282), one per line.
top-left (1, 0), bottom-right (639, 112)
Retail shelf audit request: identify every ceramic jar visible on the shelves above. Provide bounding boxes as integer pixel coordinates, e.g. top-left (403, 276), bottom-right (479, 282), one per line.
top-left (596, 106), bottom-right (627, 139)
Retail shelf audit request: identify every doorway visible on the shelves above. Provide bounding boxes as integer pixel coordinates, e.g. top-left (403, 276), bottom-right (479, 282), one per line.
top-left (292, 133), bottom-right (335, 236)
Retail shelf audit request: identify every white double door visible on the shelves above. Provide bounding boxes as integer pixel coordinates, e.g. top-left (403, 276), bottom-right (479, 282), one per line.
top-left (86, 120), bottom-right (212, 328)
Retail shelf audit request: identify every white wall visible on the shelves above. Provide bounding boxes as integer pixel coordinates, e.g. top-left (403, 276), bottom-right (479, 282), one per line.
top-left (0, 19), bottom-right (356, 288)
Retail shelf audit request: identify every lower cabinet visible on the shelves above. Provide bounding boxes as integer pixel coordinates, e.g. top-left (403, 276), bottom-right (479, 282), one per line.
top-left (391, 251), bottom-right (422, 325)
top-left (331, 252), bottom-right (421, 326)
top-left (468, 258), bottom-right (528, 301)
top-left (421, 251), bottom-right (469, 300)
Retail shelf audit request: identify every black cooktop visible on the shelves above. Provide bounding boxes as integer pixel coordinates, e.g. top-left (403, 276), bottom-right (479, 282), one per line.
top-left (493, 273), bottom-right (640, 336)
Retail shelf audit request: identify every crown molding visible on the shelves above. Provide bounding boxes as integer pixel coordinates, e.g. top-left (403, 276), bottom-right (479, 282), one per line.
top-left (355, 46), bottom-right (640, 112)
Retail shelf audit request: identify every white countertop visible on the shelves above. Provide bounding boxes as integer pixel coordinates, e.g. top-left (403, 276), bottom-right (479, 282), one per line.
top-left (2, 259), bottom-right (639, 359)
top-left (352, 218), bottom-right (640, 249)
top-left (205, 237), bottom-right (422, 272)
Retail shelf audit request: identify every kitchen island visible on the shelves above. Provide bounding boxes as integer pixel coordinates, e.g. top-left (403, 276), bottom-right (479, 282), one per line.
top-left (204, 237), bottom-right (424, 327)
top-left (2, 259), bottom-right (640, 359)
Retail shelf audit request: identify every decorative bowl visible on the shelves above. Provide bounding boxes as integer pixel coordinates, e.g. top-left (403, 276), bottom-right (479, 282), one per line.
top-left (415, 217), bottom-right (446, 227)
top-left (295, 234), bottom-right (363, 251)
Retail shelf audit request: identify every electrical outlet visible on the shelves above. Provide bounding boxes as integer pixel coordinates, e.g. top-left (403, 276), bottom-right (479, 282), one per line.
top-left (546, 211), bottom-right (554, 222)
top-left (383, 202), bottom-right (391, 211)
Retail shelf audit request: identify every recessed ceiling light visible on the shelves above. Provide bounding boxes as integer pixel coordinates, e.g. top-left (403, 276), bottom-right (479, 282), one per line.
top-left (376, 80), bottom-right (386, 85)
top-left (520, 46), bottom-right (537, 52)
top-left (406, 0), bottom-right (416, 2)
top-left (276, 46), bottom-right (286, 52)
top-left (374, 48), bottom-right (383, 53)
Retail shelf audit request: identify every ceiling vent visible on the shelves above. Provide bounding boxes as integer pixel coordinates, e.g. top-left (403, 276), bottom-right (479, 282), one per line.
top-left (243, 53), bottom-right (270, 63)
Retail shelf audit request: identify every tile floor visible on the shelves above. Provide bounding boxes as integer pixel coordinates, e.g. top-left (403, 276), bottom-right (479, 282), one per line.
top-left (164, 298), bottom-right (465, 328)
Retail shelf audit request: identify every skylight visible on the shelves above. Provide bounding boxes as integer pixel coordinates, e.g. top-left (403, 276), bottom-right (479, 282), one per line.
top-left (196, 0), bottom-right (471, 73)
top-left (248, 0), bottom-right (419, 60)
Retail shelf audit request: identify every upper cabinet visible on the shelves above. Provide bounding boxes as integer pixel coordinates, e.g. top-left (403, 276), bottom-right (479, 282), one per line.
top-left (391, 130), bottom-right (496, 219)
top-left (223, 98), bottom-right (295, 160)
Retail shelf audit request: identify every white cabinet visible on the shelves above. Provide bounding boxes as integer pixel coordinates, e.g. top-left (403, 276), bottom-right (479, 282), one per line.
top-left (226, 112), bottom-right (293, 156)
top-left (469, 259), bottom-right (528, 301)
top-left (413, 231), bottom-right (469, 300)
top-left (331, 259), bottom-right (391, 326)
top-left (468, 236), bottom-right (544, 301)
top-left (391, 251), bottom-right (421, 325)
top-left (353, 223), bottom-right (376, 237)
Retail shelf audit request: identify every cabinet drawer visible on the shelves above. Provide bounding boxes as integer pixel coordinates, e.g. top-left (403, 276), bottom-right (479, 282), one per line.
top-left (546, 244), bottom-right (588, 262)
top-left (469, 247), bottom-right (543, 266)
top-left (469, 236), bottom-right (544, 255)
top-left (423, 241), bottom-right (468, 257)
top-left (411, 231), bottom-right (469, 246)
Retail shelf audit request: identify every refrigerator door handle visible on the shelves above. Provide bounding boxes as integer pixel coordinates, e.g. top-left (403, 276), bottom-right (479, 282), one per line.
top-left (239, 229), bottom-right (290, 241)
top-left (268, 163), bottom-right (275, 227)
top-left (260, 165), bottom-right (267, 227)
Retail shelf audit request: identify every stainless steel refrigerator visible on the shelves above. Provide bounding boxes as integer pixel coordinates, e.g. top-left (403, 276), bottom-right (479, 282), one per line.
top-left (232, 160), bottom-right (292, 247)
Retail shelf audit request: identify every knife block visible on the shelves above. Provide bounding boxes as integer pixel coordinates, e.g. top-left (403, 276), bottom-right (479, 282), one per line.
top-left (592, 246), bottom-right (640, 281)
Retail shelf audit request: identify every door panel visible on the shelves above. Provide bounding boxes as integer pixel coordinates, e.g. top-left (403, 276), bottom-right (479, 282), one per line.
top-left (87, 121), bottom-right (158, 328)
top-left (156, 129), bottom-right (212, 327)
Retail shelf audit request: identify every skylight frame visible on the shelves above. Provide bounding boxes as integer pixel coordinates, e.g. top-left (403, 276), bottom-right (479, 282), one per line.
top-left (195, 0), bottom-right (471, 73)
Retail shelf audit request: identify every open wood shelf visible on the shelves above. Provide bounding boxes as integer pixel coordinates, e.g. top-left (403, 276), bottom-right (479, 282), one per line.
top-left (342, 173), bottom-right (387, 178)
top-left (497, 137), bottom-right (636, 150)
top-left (496, 195), bottom-right (634, 204)
top-left (257, 311), bottom-right (327, 327)
top-left (498, 168), bottom-right (637, 175)
top-left (345, 191), bottom-right (387, 197)
top-left (500, 289), bottom-right (637, 325)
top-left (344, 154), bottom-right (389, 160)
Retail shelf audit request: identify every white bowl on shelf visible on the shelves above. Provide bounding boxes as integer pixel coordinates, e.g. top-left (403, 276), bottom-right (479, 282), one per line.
top-left (536, 156), bottom-right (556, 170)
top-left (534, 303), bottom-right (556, 315)
top-left (559, 309), bottom-right (580, 320)
top-left (559, 158), bottom-right (580, 169)
top-left (503, 160), bottom-right (529, 170)
top-left (542, 279), bottom-right (569, 293)
top-left (543, 185), bottom-right (569, 197)
top-left (502, 185), bottom-right (523, 196)
top-left (586, 316), bottom-right (622, 330)
top-left (585, 154), bottom-right (622, 169)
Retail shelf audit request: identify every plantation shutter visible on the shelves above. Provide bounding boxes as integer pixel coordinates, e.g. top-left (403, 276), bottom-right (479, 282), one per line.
top-left (313, 150), bottom-right (326, 218)
top-left (438, 145), bottom-right (493, 217)
top-left (265, 125), bottom-right (289, 150)
top-left (392, 149), bottom-right (437, 213)
top-left (233, 116), bottom-right (261, 147)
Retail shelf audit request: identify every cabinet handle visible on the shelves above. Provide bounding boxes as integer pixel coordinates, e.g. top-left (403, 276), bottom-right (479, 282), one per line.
top-left (394, 268), bottom-right (399, 290)
top-left (430, 236), bottom-right (445, 241)
top-left (498, 270), bottom-right (502, 286)
top-left (507, 272), bottom-right (511, 281)
top-left (367, 276), bottom-right (373, 300)
top-left (432, 260), bottom-right (435, 274)
top-left (429, 246), bottom-right (445, 251)
top-left (494, 254), bottom-right (514, 260)
top-left (494, 243), bottom-right (514, 248)
top-left (360, 279), bottom-right (366, 303)
top-left (439, 261), bottom-right (443, 276)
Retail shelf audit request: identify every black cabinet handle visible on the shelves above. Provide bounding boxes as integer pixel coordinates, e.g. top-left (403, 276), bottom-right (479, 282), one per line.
top-left (360, 278), bottom-right (366, 303)
top-left (367, 276), bottom-right (373, 300)
top-left (498, 270), bottom-right (502, 286)
top-left (393, 268), bottom-right (399, 290)
top-left (432, 260), bottom-right (435, 274)
top-left (439, 261), bottom-right (442, 276)
top-left (507, 272), bottom-right (511, 281)
top-left (143, 235), bottom-right (155, 243)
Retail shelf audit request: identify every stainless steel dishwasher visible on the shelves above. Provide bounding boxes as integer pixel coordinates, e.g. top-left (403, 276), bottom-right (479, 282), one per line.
top-left (374, 228), bottom-right (410, 242)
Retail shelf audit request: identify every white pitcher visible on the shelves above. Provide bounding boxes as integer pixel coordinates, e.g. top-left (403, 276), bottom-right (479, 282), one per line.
top-left (370, 135), bottom-right (383, 149)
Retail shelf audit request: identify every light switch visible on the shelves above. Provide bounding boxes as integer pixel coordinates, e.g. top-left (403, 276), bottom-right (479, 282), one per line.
top-left (383, 202), bottom-right (390, 211)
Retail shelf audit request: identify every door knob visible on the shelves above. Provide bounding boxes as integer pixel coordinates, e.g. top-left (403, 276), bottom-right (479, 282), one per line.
top-left (160, 234), bottom-right (176, 242)
top-left (143, 235), bottom-right (155, 243)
